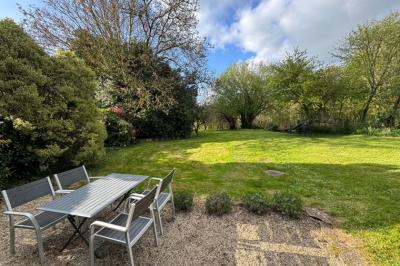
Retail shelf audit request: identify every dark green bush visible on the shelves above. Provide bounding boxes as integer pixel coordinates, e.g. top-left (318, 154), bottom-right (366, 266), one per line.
top-left (0, 19), bottom-right (106, 189)
top-left (174, 191), bottom-right (194, 212)
top-left (205, 191), bottom-right (232, 216)
top-left (270, 192), bottom-right (303, 219)
top-left (135, 84), bottom-right (196, 140)
top-left (242, 192), bottom-right (270, 215)
top-left (104, 111), bottom-right (135, 147)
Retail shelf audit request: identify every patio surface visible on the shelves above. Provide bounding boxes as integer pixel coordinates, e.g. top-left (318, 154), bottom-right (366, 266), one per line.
top-left (0, 197), bottom-right (367, 265)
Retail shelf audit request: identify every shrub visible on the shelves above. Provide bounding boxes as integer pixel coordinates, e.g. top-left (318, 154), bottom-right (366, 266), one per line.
top-left (242, 192), bottom-right (270, 215)
top-left (104, 111), bottom-right (135, 147)
top-left (270, 192), bottom-right (303, 219)
top-left (205, 191), bottom-right (232, 216)
top-left (174, 191), bottom-right (194, 212)
top-left (0, 19), bottom-right (106, 189)
top-left (355, 126), bottom-right (400, 137)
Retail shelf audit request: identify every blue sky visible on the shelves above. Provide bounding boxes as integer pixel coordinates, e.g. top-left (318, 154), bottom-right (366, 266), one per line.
top-left (2, 0), bottom-right (400, 75)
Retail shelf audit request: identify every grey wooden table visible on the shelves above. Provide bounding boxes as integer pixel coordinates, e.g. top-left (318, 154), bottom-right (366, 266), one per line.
top-left (38, 173), bottom-right (148, 251)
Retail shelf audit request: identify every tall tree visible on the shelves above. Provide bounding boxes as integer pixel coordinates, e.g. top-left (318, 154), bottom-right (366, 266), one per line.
top-left (20, 0), bottom-right (210, 112)
top-left (213, 63), bottom-right (270, 129)
top-left (336, 12), bottom-right (400, 123)
top-left (269, 49), bottom-right (324, 128)
top-left (0, 19), bottom-right (106, 188)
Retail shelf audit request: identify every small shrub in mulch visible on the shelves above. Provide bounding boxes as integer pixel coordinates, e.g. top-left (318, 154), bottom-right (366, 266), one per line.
top-left (205, 191), bottom-right (232, 216)
top-left (242, 192), bottom-right (270, 215)
top-left (174, 191), bottom-right (194, 211)
top-left (270, 192), bottom-right (303, 219)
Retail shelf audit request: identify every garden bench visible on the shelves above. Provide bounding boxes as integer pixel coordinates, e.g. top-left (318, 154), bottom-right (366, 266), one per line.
top-left (1, 177), bottom-right (67, 264)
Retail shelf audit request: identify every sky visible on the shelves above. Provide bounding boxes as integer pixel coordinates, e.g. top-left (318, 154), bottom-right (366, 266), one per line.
top-left (2, 0), bottom-right (400, 75)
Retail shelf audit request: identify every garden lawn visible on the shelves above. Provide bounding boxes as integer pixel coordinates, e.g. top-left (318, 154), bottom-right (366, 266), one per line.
top-left (93, 130), bottom-right (400, 265)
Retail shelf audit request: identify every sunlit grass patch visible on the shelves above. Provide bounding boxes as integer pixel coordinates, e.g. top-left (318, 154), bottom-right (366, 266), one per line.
top-left (93, 130), bottom-right (400, 265)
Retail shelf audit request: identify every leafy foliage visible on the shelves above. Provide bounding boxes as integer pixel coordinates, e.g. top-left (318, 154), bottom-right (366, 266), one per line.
top-left (174, 191), bottom-right (194, 212)
top-left (104, 111), bottom-right (135, 147)
top-left (0, 19), bottom-right (106, 188)
top-left (72, 35), bottom-right (197, 139)
top-left (213, 63), bottom-right (270, 129)
top-left (242, 192), bottom-right (270, 215)
top-left (270, 192), bottom-right (303, 219)
top-left (337, 12), bottom-right (400, 124)
top-left (205, 191), bottom-right (232, 216)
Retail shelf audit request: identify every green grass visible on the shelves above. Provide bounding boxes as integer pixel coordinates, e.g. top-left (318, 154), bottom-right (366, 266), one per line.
top-left (93, 129), bottom-right (400, 265)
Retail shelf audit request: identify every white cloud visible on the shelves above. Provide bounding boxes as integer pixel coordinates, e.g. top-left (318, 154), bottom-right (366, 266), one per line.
top-left (198, 0), bottom-right (400, 63)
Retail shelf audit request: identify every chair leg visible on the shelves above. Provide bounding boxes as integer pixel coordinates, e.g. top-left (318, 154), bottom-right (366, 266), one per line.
top-left (151, 210), bottom-right (159, 247)
top-left (170, 195), bottom-right (176, 217)
top-left (126, 244), bottom-right (134, 266)
top-left (157, 209), bottom-right (164, 236)
top-left (89, 234), bottom-right (95, 266)
top-left (9, 217), bottom-right (15, 254)
top-left (35, 229), bottom-right (45, 264)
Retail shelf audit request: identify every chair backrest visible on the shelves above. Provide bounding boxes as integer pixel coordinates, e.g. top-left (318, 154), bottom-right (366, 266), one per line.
top-left (126, 186), bottom-right (158, 227)
top-left (54, 165), bottom-right (90, 190)
top-left (160, 168), bottom-right (175, 192)
top-left (1, 177), bottom-right (55, 210)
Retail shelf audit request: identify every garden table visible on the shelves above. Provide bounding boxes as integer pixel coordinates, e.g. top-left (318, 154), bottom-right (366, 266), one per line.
top-left (38, 173), bottom-right (148, 251)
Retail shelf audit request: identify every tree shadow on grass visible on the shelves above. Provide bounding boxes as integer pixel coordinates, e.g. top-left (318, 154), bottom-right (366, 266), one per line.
top-left (94, 153), bottom-right (400, 232)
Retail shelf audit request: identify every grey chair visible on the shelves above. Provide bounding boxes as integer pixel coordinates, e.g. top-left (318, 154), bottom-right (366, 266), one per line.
top-left (54, 165), bottom-right (92, 195)
top-left (1, 177), bottom-right (67, 264)
top-left (89, 185), bottom-right (160, 266)
top-left (131, 169), bottom-right (175, 235)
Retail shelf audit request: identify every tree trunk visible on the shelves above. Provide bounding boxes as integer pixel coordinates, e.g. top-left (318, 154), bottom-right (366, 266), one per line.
top-left (228, 119), bottom-right (237, 129)
top-left (383, 95), bottom-right (400, 127)
top-left (361, 90), bottom-right (376, 124)
top-left (222, 114), bottom-right (237, 129)
top-left (240, 113), bottom-right (255, 129)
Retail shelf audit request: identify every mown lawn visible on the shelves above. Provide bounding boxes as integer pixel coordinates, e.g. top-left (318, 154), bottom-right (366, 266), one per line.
top-left (93, 130), bottom-right (400, 265)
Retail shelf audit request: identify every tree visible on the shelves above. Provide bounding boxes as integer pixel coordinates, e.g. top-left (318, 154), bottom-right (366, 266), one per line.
top-left (269, 49), bottom-right (324, 128)
top-left (193, 103), bottom-right (212, 133)
top-left (336, 12), bottom-right (400, 124)
top-left (213, 63), bottom-right (270, 129)
top-left (20, 0), bottom-right (209, 113)
top-left (0, 19), bottom-right (106, 188)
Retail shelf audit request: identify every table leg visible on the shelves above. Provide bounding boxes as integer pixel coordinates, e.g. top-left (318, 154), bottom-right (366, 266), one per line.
top-left (112, 191), bottom-right (130, 211)
top-left (60, 216), bottom-right (88, 252)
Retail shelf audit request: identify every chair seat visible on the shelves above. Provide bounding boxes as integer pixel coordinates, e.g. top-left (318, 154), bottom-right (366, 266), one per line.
top-left (95, 213), bottom-right (152, 244)
top-left (142, 190), bottom-right (171, 209)
top-left (16, 211), bottom-right (66, 229)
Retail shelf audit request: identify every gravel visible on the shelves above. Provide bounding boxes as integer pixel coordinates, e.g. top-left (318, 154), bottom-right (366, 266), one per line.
top-left (0, 197), bottom-right (367, 265)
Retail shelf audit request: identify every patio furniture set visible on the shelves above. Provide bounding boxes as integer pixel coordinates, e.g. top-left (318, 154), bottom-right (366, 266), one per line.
top-left (1, 166), bottom-right (176, 265)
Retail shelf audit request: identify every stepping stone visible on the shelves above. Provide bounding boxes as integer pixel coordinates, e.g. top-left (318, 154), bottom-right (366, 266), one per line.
top-left (265, 169), bottom-right (285, 176)
top-left (305, 207), bottom-right (332, 225)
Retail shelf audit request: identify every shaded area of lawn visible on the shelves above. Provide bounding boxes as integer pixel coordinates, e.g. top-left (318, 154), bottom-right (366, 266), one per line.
top-left (92, 130), bottom-right (400, 265)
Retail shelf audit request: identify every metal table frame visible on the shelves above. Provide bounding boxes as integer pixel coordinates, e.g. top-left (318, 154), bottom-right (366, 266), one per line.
top-left (38, 173), bottom-right (148, 251)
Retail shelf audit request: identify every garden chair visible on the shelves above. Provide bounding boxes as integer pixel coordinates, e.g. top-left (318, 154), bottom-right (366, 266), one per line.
top-left (89, 185), bottom-right (160, 266)
top-left (1, 177), bottom-right (67, 264)
top-left (130, 169), bottom-right (175, 235)
top-left (53, 165), bottom-right (95, 195)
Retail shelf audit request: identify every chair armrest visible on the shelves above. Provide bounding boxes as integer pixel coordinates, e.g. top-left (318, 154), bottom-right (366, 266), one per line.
top-left (90, 220), bottom-right (127, 233)
top-left (146, 177), bottom-right (163, 189)
top-left (55, 189), bottom-right (74, 195)
top-left (4, 211), bottom-right (40, 229)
